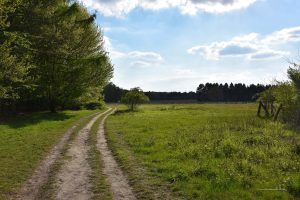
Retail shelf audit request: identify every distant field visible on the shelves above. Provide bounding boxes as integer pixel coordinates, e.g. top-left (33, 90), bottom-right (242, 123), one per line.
top-left (0, 110), bottom-right (98, 199)
top-left (106, 104), bottom-right (300, 199)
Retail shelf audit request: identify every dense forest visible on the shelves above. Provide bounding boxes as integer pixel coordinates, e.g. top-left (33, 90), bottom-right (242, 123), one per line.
top-left (0, 0), bottom-right (113, 116)
top-left (196, 83), bottom-right (271, 102)
top-left (103, 82), bottom-right (270, 102)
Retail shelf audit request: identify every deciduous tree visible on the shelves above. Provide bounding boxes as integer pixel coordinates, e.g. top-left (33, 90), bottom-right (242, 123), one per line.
top-left (121, 87), bottom-right (149, 111)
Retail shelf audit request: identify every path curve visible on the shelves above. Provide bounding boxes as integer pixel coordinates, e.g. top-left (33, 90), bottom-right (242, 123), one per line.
top-left (54, 109), bottom-right (112, 200)
top-left (15, 112), bottom-right (99, 200)
top-left (97, 109), bottom-right (136, 200)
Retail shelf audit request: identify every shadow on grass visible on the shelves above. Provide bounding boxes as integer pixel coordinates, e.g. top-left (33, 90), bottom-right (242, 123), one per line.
top-left (0, 112), bottom-right (73, 128)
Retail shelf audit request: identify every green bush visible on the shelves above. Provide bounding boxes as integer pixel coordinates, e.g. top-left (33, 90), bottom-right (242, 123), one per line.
top-left (272, 82), bottom-right (298, 123)
top-left (258, 61), bottom-right (300, 125)
top-left (121, 87), bottom-right (149, 111)
top-left (287, 175), bottom-right (300, 197)
top-left (84, 102), bottom-right (101, 110)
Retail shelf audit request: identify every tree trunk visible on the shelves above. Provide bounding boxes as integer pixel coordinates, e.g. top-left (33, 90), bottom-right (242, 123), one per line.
top-left (0, 99), bottom-right (3, 117)
top-left (49, 98), bottom-right (56, 113)
top-left (273, 104), bottom-right (282, 121)
top-left (296, 108), bottom-right (300, 126)
top-left (261, 102), bottom-right (269, 117)
top-left (131, 103), bottom-right (134, 111)
top-left (257, 101), bottom-right (262, 116)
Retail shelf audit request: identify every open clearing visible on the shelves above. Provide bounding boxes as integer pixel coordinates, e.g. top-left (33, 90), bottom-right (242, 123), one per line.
top-left (1, 104), bottom-right (299, 200)
top-left (1, 108), bottom-right (136, 200)
top-left (106, 104), bottom-right (300, 199)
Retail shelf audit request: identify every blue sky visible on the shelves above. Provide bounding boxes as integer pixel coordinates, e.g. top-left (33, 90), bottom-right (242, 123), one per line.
top-left (81, 0), bottom-right (300, 92)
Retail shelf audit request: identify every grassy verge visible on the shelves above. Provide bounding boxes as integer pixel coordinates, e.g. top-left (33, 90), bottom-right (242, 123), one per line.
top-left (105, 105), bottom-right (183, 200)
top-left (106, 104), bottom-right (300, 200)
top-left (106, 118), bottom-right (180, 200)
top-left (0, 110), bottom-right (98, 199)
top-left (87, 111), bottom-right (113, 200)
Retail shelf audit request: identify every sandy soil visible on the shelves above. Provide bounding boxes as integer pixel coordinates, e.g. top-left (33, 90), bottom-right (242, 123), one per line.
top-left (54, 109), bottom-right (111, 200)
top-left (97, 109), bottom-right (136, 200)
top-left (15, 113), bottom-right (98, 200)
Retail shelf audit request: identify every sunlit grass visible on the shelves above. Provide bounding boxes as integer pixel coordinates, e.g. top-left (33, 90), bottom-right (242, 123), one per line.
top-left (106, 104), bottom-right (300, 199)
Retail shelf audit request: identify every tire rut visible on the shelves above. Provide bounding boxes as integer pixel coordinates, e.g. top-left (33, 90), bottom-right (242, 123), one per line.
top-left (97, 109), bottom-right (136, 200)
top-left (54, 109), bottom-right (111, 200)
top-left (15, 112), bottom-right (99, 200)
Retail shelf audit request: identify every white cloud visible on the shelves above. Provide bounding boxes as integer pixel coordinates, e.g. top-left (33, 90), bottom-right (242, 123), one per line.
top-left (104, 36), bottom-right (163, 67)
top-left (262, 26), bottom-right (300, 44)
top-left (103, 36), bottom-right (126, 59)
top-left (187, 26), bottom-right (300, 60)
top-left (128, 51), bottom-right (163, 62)
top-left (187, 33), bottom-right (264, 60)
top-left (79, 0), bottom-right (258, 17)
top-left (130, 61), bottom-right (152, 67)
top-left (102, 26), bottom-right (128, 33)
top-left (127, 51), bottom-right (164, 67)
top-left (179, 0), bottom-right (257, 15)
top-left (249, 50), bottom-right (288, 60)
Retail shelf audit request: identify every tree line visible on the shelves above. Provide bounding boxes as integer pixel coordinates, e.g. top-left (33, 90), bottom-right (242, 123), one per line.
top-left (103, 82), bottom-right (270, 103)
top-left (0, 0), bottom-right (113, 116)
top-left (196, 83), bottom-right (271, 102)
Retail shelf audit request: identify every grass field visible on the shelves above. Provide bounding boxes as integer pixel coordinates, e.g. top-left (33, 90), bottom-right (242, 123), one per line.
top-left (106, 104), bottom-right (300, 199)
top-left (0, 110), bottom-right (98, 199)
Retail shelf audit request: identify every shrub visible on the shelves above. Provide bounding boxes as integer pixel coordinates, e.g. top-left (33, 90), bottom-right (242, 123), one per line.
top-left (84, 102), bottom-right (101, 110)
top-left (287, 176), bottom-right (300, 197)
top-left (121, 87), bottom-right (149, 111)
top-left (258, 61), bottom-right (300, 125)
top-left (272, 82), bottom-right (298, 123)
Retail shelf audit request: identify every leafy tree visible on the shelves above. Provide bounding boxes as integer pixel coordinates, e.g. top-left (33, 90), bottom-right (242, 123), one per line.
top-left (0, 0), bottom-right (33, 114)
top-left (273, 82), bottom-right (298, 123)
top-left (258, 61), bottom-right (300, 124)
top-left (287, 62), bottom-right (300, 124)
top-left (103, 82), bottom-right (127, 103)
top-left (0, 0), bottom-right (113, 114)
top-left (121, 87), bottom-right (149, 111)
top-left (288, 62), bottom-right (300, 92)
top-left (28, 1), bottom-right (113, 112)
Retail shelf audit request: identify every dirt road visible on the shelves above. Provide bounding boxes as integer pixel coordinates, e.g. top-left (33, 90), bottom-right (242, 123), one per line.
top-left (54, 109), bottom-right (111, 200)
top-left (97, 109), bottom-right (136, 200)
top-left (16, 108), bottom-right (136, 200)
top-left (15, 112), bottom-right (99, 200)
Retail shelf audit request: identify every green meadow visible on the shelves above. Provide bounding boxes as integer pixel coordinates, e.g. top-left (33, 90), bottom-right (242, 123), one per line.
top-left (106, 104), bottom-right (300, 199)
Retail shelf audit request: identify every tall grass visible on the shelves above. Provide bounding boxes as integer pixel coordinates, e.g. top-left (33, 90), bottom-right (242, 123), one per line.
top-left (106, 104), bottom-right (300, 199)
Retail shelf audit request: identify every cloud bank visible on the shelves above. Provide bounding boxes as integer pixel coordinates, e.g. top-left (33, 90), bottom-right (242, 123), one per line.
top-left (188, 26), bottom-right (300, 60)
top-left (104, 36), bottom-right (163, 67)
top-left (80, 0), bottom-right (258, 17)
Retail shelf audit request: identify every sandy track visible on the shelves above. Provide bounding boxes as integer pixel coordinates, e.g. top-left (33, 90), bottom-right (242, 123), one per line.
top-left (15, 112), bottom-right (99, 200)
top-left (97, 109), bottom-right (136, 200)
top-left (54, 109), bottom-right (111, 200)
